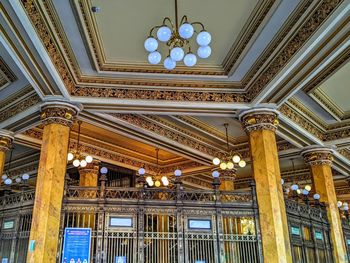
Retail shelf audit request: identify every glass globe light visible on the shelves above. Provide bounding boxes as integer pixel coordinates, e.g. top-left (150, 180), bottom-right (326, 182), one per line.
top-left (196, 31), bottom-right (212, 46)
top-left (291, 184), bottom-right (298, 191)
top-left (73, 159), bottom-right (80, 167)
top-left (212, 157), bottom-right (220, 165)
top-left (183, 53), bottom-right (197, 67)
top-left (281, 178), bottom-right (284, 185)
top-left (4, 178), bottom-right (12, 185)
top-left (238, 160), bottom-right (246, 168)
top-left (148, 51), bottom-right (161, 65)
top-left (296, 189), bottom-right (301, 194)
top-left (227, 161), bottom-right (234, 170)
top-left (148, 180), bottom-right (154, 187)
top-left (15, 177), bottom-right (21, 183)
top-left (164, 57), bottom-right (176, 70)
top-left (302, 189), bottom-right (309, 196)
top-left (138, 167), bottom-right (146, 175)
top-left (67, 152), bottom-right (74, 161)
top-left (1, 174), bottom-right (7, 180)
top-left (212, 170), bottom-right (220, 178)
top-left (179, 23), bottom-right (194, 39)
top-left (344, 202), bottom-right (348, 206)
top-left (219, 162), bottom-right (227, 170)
top-left (161, 176), bottom-right (168, 182)
top-left (155, 180), bottom-right (161, 187)
top-left (232, 155), bottom-right (241, 163)
top-left (174, 169), bottom-right (182, 177)
top-left (157, 26), bottom-right (172, 42)
top-left (146, 176), bottom-right (153, 183)
top-left (163, 179), bottom-right (169, 186)
top-left (304, 185), bottom-right (311, 191)
top-left (144, 37), bottom-right (158, 52)
top-left (345, 205), bottom-right (349, 211)
top-left (313, 193), bottom-right (320, 200)
top-left (197, 46), bottom-right (211, 59)
top-left (337, 201), bottom-right (343, 208)
top-left (100, 167), bottom-right (108, 174)
top-left (22, 173), bottom-right (29, 180)
top-left (80, 160), bottom-right (87, 168)
top-left (170, 47), bottom-right (185, 62)
top-left (85, 155), bottom-right (93, 163)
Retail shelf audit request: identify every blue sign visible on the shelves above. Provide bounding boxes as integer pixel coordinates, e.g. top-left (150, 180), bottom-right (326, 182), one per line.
top-left (315, 231), bottom-right (323, 240)
top-left (115, 256), bottom-right (127, 263)
top-left (62, 228), bottom-right (91, 263)
top-left (291, 227), bottom-right (300, 236)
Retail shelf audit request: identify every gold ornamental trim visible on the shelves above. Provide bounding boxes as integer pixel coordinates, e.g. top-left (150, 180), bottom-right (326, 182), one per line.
top-left (301, 147), bottom-right (333, 166)
top-left (240, 109), bottom-right (279, 133)
top-left (0, 130), bottom-right (14, 152)
top-left (40, 102), bottom-right (81, 127)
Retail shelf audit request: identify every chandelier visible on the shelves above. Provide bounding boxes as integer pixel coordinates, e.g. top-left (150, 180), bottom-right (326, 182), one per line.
top-left (1, 147), bottom-right (30, 185)
top-left (138, 148), bottom-right (181, 187)
top-left (212, 123), bottom-right (246, 170)
top-left (144, 0), bottom-right (212, 70)
top-left (67, 121), bottom-right (93, 168)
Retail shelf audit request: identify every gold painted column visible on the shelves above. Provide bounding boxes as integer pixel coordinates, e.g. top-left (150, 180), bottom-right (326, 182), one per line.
top-left (0, 130), bottom-right (14, 176)
top-left (27, 101), bottom-right (80, 263)
top-left (219, 170), bottom-right (235, 191)
top-left (240, 108), bottom-right (292, 263)
top-left (302, 146), bottom-right (347, 263)
top-left (79, 159), bottom-right (100, 187)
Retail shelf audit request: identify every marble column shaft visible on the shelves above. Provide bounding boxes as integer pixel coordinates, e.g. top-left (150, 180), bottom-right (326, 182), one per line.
top-left (240, 109), bottom-right (292, 263)
top-left (302, 147), bottom-right (347, 263)
top-left (0, 130), bottom-right (14, 176)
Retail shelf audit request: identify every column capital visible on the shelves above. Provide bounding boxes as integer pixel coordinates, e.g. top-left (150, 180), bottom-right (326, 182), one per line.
top-left (239, 108), bottom-right (279, 133)
top-left (301, 146), bottom-right (334, 166)
top-left (220, 169), bottom-right (237, 182)
top-left (40, 100), bottom-right (82, 127)
top-left (0, 130), bottom-right (14, 152)
top-left (78, 159), bottom-right (100, 176)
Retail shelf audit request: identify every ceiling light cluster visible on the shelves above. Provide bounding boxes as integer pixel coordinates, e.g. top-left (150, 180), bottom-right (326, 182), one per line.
top-left (144, 0), bottom-right (211, 70)
top-left (1, 148), bottom-right (30, 185)
top-left (212, 123), bottom-right (246, 171)
top-left (67, 121), bottom-right (93, 168)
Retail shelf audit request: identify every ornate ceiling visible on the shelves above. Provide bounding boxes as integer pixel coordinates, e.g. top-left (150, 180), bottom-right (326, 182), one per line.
top-left (0, 0), bottom-right (350, 197)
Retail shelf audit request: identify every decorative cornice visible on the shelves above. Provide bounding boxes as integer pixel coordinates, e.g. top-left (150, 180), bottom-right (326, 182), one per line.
top-left (0, 130), bottom-right (14, 152)
top-left (246, 0), bottom-right (343, 99)
top-left (240, 108), bottom-right (279, 133)
top-left (0, 57), bottom-right (17, 82)
top-left (301, 146), bottom-right (334, 166)
top-left (40, 101), bottom-right (81, 127)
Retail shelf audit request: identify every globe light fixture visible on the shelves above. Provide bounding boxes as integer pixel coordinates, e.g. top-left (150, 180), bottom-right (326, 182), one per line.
top-left (4, 178), bottom-right (12, 185)
top-left (1, 174), bottom-right (7, 180)
top-left (304, 185), bottom-right (311, 191)
top-left (212, 170), bottom-right (220, 178)
top-left (15, 177), bottom-right (21, 183)
top-left (212, 124), bottom-right (246, 172)
top-left (174, 169), bottom-right (182, 177)
top-left (313, 193), bottom-right (320, 200)
top-left (144, 0), bottom-right (211, 70)
top-left (138, 167), bottom-right (146, 175)
top-left (22, 173), bottom-right (30, 180)
top-left (338, 201), bottom-right (343, 208)
top-left (155, 180), bottom-right (161, 187)
top-left (100, 167), bottom-right (108, 174)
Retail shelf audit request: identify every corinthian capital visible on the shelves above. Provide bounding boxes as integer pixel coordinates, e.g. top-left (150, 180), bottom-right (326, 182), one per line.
top-left (0, 130), bottom-right (14, 152)
top-left (301, 146), bottom-right (334, 166)
top-left (239, 108), bottom-right (279, 133)
top-left (40, 100), bottom-right (82, 127)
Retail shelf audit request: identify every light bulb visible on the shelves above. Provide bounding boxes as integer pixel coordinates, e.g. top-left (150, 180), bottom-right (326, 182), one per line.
top-left (146, 176), bottom-right (153, 183)
top-left (170, 47), bottom-right (185, 62)
top-left (100, 167), bottom-right (108, 174)
top-left (296, 189), bottom-right (301, 195)
top-left (281, 178), bottom-right (284, 185)
top-left (67, 152), bottom-right (74, 161)
top-left (345, 205), bottom-right (349, 211)
top-left (163, 179), bottom-right (169, 186)
top-left (148, 51), bottom-right (161, 64)
top-left (337, 201), bottom-right (343, 208)
top-left (179, 23), bottom-right (194, 39)
top-left (212, 170), bottom-right (220, 178)
top-left (302, 189), bottom-right (309, 196)
top-left (80, 160), bottom-right (87, 168)
top-left (85, 155), bottom-right (93, 163)
top-left (138, 167), bottom-right (146, 175)
top-left (4, 178), bottom-right (12, 185)
top-left (15, 177), bottom-right (21, 183)
top-left (220, 162), bottom-right (227, 170)
top-left (1, 174), bottom-right (7, 180)
top-left (197, 46), bottom-right (211, 59)
top-left (174, 169), bottom-right (182, 176)
top-left (227, 161), bottom-right (234, 169)
top-left (212, 157), bottom-right (220, 165)
top-left (183, 53), bottom-right (197, 67)
top-left (232, 155), bottom-right (241, 163)
top-left (164, 57), bottom-right (176, 70)
top-left (238, 160), bottom-right (246, 168)
top-left (144, 37), bottom-right (158, 52)
top-left (291, 184), bottom-right (299, 191)
top-left (148, 180), bottom-right (154, 187)
top-left (155, 180), bottom-right (161, 187)
top-left (22, 173), bottom-right (29, 180)
top-left (304, 185), bottom-right (311, 191)
top-left (161, 176), bottom-right (168, 182)
top-left (196, 31), bottom-right (212, 46)
top-left (313, 193), bottom-right (320, 200)
top-left (73, 159), bottom-right (80, 167)
top-left (157, 26), bottom-right (172, 42)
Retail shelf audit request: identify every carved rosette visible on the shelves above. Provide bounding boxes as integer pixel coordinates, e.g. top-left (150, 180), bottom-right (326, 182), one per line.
top-left (240, 108), bottom-right (279, 133)
top-left (301, 147), bottom-right (333, 167)
top-left (0, 130), bottom-right (14, 152)
top-left (40, 102), bottom-right (81, 127)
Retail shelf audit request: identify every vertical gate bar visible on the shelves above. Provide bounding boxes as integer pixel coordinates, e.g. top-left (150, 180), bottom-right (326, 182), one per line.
top-left (138, 207), bottom-right (145, 263)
